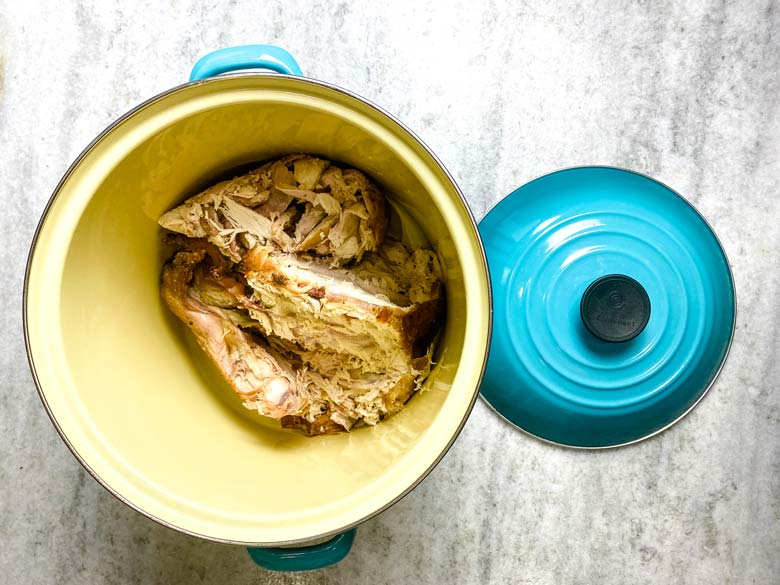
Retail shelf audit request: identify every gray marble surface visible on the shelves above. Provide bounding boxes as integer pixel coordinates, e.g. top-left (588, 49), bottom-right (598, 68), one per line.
top-left (2, 0), bottom-right (779, 583)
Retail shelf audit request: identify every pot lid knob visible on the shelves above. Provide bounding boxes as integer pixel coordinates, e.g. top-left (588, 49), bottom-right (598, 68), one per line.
top-left (579, 274), bottom-right (651, 343)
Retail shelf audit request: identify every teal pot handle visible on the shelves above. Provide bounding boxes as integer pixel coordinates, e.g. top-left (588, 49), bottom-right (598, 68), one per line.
top-left (191, 44), bottom-right (351, 573)
top-left (247, 529), bottom-right (356, 571)
top-left (190, 44), bottom-right (303, 81)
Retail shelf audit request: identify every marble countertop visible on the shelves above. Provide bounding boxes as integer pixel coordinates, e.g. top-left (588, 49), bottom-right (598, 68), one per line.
top-left (2, 1), bottom-right (779, 583)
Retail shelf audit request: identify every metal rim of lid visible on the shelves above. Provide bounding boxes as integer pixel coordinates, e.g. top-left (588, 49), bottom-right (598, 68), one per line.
top-left (477, 165), bottom-right (737, 450)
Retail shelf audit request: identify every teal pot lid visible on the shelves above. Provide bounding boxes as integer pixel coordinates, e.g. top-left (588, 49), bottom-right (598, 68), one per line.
top-left (478, 167), bottom-right (735, 448)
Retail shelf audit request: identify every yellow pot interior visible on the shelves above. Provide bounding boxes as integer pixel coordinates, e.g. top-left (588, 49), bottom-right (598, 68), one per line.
top-left (25, 75), bottom-right (490, 545)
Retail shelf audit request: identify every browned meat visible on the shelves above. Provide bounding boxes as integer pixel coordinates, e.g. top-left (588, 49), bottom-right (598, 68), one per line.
top-left (241, 242), bottom-right (442, 376)
top-left (280, 414), bottom-right (350, 436)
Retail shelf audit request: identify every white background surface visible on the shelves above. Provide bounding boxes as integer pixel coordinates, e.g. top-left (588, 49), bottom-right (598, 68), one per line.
top-left (1, 1), bottom-right (778, 583)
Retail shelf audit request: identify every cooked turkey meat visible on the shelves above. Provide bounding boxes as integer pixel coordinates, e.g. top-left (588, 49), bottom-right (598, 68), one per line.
top-left (159, 154), bottom-right (443, 435)
top-left (158, 154), bottom-right (387, 265)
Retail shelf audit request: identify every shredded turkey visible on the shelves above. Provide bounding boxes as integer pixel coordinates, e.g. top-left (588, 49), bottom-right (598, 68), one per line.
top-left (160, 244), bottom-right (310, 419)
top-left (241, 243), bottom-right (442, 375)
top-left (158, 153), bottom-right (387, 265)
top-left (159, 154), bottom-right (443, 435)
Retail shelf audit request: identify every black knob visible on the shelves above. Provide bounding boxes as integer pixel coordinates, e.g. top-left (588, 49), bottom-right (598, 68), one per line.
top-left (580, 275), bottom-right (651, 343)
